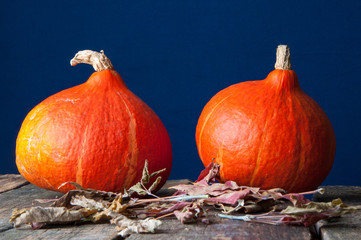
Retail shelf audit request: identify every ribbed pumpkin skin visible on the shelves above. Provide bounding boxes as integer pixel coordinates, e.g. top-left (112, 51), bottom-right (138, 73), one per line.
top-left (196, 69), bottom-right (336, 192)
top-left (16, 70), bottom-right (172, 193)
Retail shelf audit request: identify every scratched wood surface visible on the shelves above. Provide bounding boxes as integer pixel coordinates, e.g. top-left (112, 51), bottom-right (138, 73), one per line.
top-left (313, 186), bottom-right (361, 240)
top-left (0, 174), bottom-right (360, 240)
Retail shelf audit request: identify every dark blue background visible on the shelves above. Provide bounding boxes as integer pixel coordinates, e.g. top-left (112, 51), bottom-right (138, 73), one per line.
top-left (1, 1), bottom-right (360, 186)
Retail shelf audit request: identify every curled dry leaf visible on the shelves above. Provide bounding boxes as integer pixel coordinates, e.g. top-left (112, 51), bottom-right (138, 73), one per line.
top-left (173, 203), bottom-right (203, 224)
top-left (171, 181), bottom-right (239, 196)
top-left (128, 159), bottom-right (166, 196)
top-left (174, 209), bottom-right (195, 224)
top-left (281, 198), bottom-right (361, 217)
top-left (109, 211), bottom-right (162, 237)
top-left (108, 194), bottom-right (128, 213)
top-left (195, 161), bottom-right (220, 184)
top-left (218, 198), bottom-right (361, 227)
top-left (9, 208), bottom-right (29, 223)
top-left (89, 211), bottom-right (112, 223)
top-left (206, 189), bottom-right (250, 205)
top-left (51, 187), bottom-right (116, 209)
top-left (10, 207), bottom-right (97, 228)
top-left (70, 195), bottom-right (110, 210)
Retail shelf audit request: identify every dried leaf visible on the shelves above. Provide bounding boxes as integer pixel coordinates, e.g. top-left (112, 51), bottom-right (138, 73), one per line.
top-left (149, 168), bottom-right (166, 179)
top-left (89, 211), bottom-right (112, 223)
top-left (127, 160), bottom-right (166, 196)
top-left (223, 181), bottom-right (242, 190)
top-left (9, 208), bottom-right (29, 223)
top-left (219, 197), bottom-right (361, 227)
top-left (30, 222), bottom-right (45, 229)
top-left (32, 198), bottom-right (58, 206)
top-left (10, 207), bottom-right (97, 227)
top-left (195, 161), bottom-right (220, 184)
top-left (157, 202), bottom-right (192, 216)
top-left (173, 203), bottom-right (204, 224)
top-left (280, 198), bottom-right (347, 217)
top-left (148, 176), bottom-right (162, 193)
top-left (58, 181), bottom-right (86, 191)
top-left (243, 199), bottom-right (279, 213)
top-left (128, 183), bottom-right (147, 196)
top-left (70, 195), bottom-right (110, 210)
top-left (171, 182), bottom-right (237, 196)
top-left (108, 194), bottom-right (128, 213)
top-left (109, 211), bottom-right (162, 237)
top-left (218, 200), bottom-right (245, 214)
top-left (141, 159), bottom-right (166, 185)
top-left (52, 188), bottom-right (116, 208)
top-left (174, 209), bottom-right (195, 223)
top-left (206, 189), bottom-right (250, 205)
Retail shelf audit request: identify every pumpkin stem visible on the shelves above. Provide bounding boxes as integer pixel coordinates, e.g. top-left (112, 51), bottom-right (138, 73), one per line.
top-left (70, 50), bottom-right (114, 72)
top-left (274, 45), bottom-right (292, 70)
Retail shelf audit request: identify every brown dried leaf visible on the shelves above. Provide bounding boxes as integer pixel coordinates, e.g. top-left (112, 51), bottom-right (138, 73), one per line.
top-left (243, 199), bottom-right (279, 213)
top-left (89, 210), bottom-right (112, 223)
top-left (9, 208), bottom-right (29, 223)
top-left (52, 189), bottom-right (116, 208)
top-left (148, 176), bottom-right (162, 193)
top-left (218, 198), bottom-right (361, 227)
top-left (128, 183), bottom-right (147, 196)
top-left (171, 182), bottom-right (238, 196)
top-left (141, 159), bottom-right (166, 185)
top-left (109, 211), bottom-right (162, 237)
top-left (281, 198), bottom-right (342, 216)
top-left (10, 207), bottom-right (97, 227)
top-left (108, 194), bottom-right (128, 213)
top-left (128, 160), bottom-right (166, 196)
top-left (70, 195), bottom-right (110, 210)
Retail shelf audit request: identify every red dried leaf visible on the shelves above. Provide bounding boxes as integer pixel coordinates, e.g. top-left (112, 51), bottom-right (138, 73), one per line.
top-left (157, 202), bottom-right (192, 216)
top-left (195, 161), bottom-right (220, 184)
top-left (282, 194), bottom-right (310, 207)
top-left (171, 182), bottom-right (240, 196)
top-left (174, 210), bottom-right (195, 223)
top-left (206, 189), bottom-right (251, 205)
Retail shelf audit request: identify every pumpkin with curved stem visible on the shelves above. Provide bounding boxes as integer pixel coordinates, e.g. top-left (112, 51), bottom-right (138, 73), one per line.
top-left (16, 50), bottom-right (172, 193)
top-left (196, 45), bottom-right (336, 192)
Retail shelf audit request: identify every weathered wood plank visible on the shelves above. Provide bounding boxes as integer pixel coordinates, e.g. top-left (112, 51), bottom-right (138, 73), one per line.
top-left (0, 184), bottom-right (62, 233)
top-left (0, 174), bottom-right (29, 193)
top-left (313, 186), bottom-right (361, 240)
top-left (313, 186), bottom-right (361, 205)
top-left (126, 217), bottom-right (314, 240)
top-left (1, 223), bottom-right (119, 240)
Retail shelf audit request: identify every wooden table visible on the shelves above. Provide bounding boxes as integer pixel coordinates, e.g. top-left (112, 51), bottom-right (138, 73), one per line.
top-left (0, 174), bottom-right (360, 240)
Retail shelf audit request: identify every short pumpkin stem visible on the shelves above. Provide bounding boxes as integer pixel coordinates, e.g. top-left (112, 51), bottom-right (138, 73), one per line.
top-left (274, 45), bottom-right (291, 70)
top-left (70, 50), bottom-right (114, 72)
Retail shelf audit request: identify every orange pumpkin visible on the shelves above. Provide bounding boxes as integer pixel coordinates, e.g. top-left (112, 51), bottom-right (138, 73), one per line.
top-left (16, 50), bottom-right (172, 193)
top-left (196, 45), bottom-right (336, 192)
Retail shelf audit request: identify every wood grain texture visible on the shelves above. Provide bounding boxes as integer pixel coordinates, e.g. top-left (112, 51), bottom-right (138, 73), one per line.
top-left (313, 186), bottom-right (361, 240)
top-left (0, 174), bottom-right (29, 193)
top-left (126, 217), bottom-right (314, 240)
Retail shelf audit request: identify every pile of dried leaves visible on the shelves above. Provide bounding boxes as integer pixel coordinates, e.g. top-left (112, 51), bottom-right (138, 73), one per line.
top-left (10, 160), bottom-right (361, 238)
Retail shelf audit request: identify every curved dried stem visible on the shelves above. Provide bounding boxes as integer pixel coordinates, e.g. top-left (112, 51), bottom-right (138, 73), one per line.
top-left (70, 50), bottom-right (113, 72)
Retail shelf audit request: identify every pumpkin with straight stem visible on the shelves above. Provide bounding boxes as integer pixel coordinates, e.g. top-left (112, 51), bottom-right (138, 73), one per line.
top-left (196, 45), bottom-right (336, 192)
